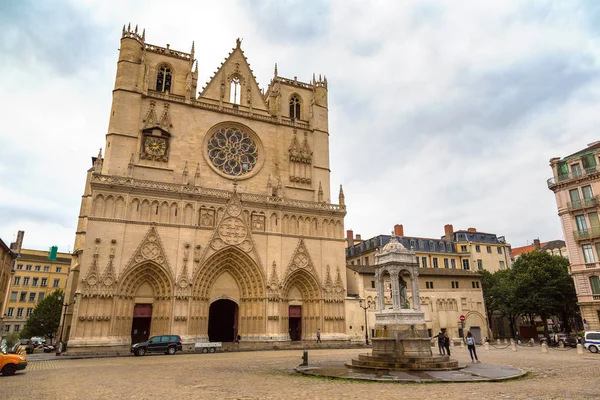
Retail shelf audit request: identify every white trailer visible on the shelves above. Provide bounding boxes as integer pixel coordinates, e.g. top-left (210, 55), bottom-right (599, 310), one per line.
top-left (194, 342), bottom-right (222, 353)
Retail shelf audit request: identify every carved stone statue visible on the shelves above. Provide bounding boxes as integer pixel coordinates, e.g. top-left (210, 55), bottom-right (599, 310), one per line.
top-left (399, 277), bottom-right (408, 309)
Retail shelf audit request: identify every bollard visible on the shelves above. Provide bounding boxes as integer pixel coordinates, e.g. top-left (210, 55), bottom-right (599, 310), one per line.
top-left (503, 339), bottom-right (508, 345)
top-left (300, 350), bottom-right (309, 366)
top-left (460, 340), bottom-right (465, 350)
top-left (577, 344), bottom-right (584, 355)
top-left (529, 338), bottom-right (535, 347)
top-left (484, 342), bottom-right (490, 351)
top-left (542, 343), bottom-right (548, 353)
top-left (511, 339), bottom-right (517, 352)
top-left (497, 339), bottom-right (501, 346)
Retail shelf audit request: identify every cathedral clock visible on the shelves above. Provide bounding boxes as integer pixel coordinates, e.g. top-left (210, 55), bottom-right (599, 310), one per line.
top-left (141, 135), bottom-right (169, 161)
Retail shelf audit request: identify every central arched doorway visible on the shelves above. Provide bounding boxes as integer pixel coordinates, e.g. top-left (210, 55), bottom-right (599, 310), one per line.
top-left (208, 299), bottom-right (239, 342)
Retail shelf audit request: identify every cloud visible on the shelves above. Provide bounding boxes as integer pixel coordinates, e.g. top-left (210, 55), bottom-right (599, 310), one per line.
top-left (1, 0), bottom-right (599, 253)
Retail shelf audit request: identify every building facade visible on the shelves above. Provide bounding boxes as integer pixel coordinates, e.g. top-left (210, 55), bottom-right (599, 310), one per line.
top-left (0, 237), bottom-right (18, 337)
top-left (548, 141), bottom-right (600, 330)
top-left (345, 229), bottom-right (488, 343)
top-left (445, 225), bottom-right (512, 272)
top-left (64, 27), bottom-right (347, 350)
top-left (2, 248), bottom-right (70, 337)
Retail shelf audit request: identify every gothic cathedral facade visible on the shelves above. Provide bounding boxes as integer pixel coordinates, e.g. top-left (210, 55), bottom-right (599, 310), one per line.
top-left (65, 26), bottom-right (347, 349)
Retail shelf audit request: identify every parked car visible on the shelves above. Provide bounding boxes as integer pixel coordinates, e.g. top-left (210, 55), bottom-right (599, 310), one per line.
top-left (583, 331), bottom-right (600, 353)
top-left (0, 341), bottom-right (27, 376)
top-left (131, 335), bottom-right (182, 356)
top-left (558, 335), bottom-right (580, 348)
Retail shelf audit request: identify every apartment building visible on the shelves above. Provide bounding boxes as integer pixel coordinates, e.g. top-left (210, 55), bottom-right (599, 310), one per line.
top-left (548, 141), bottom-right (600, 330)
top-left (2, 248), bottom-right (71, 336)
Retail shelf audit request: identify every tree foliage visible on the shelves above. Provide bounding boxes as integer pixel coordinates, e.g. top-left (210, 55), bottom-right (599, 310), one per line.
top-left (19, 289), bottom-right (63, 344)
top-left (479, 251), bottom-right (579, 334)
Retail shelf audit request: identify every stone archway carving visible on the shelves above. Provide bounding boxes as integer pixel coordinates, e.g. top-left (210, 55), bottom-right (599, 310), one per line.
top-left (190, 246), bottom-right (266, 340)
top-left (110, 260), bottom-right (174, 341)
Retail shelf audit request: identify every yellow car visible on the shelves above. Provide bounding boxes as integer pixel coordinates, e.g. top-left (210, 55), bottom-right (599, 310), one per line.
top-left (1, 343), bottom-right (28, 376)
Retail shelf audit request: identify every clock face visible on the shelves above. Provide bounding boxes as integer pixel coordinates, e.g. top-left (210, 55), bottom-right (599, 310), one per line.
top-left (144, 137), bottom-right (167, 156)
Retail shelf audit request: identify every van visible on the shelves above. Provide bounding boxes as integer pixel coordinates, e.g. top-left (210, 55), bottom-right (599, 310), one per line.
top-left (583, 331), bottom-right (600, 353)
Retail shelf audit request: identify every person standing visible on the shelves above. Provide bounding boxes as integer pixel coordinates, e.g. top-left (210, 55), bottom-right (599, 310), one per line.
top-left (443, 331), bottom-right (451, 356)
top-left (437, 331), bottom-right (445, 355)
top-left (316, 328), bottom-right (322, 344)
top-left (466, 331), bottom-right (480, 363)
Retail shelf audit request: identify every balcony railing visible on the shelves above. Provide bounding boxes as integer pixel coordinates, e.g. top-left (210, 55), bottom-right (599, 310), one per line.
top-left (568, 196), bottom-right (599, 211)
top-left (585, 262), bottom-right (599, 269)
top-left (573, 226), bottom-right (600, 241)
top-left (594, 295), bottom-right (600, 301)
top-left (547, 166), bottom-right (600, 187)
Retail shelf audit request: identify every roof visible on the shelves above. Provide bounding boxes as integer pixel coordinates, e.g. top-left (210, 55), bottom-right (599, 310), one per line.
top-left (453, 231), bottom-right (503, 244)
top-left (510, 240), bottom-right (566, 258)
top-left (17, 253), bottom-right (71, 264)
top-left (542, 240), bottom-right (566, 251)
top-left (511, 243), bottom-right (545, 258)
top-left (346, 235), bottom-right (456, 258)
top-left (563, 141), bottom-right (600, 160)
top-left (0, 238), bottom-right (16, 257)
top-left (347, 264), bottom-right (482, 278)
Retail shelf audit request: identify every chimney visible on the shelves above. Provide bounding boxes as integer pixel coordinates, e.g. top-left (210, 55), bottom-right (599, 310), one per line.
top-left (355, 234), bottom-right (362, 241)
top-left (444, 224), bottom-right (454, 241)
top-left (9, 230), bottom-right (24, 253)
top-left (534, 238), bottom-right (541, 250)
top-left (394, 224), bottom-right (404, 237)
top-left (467, 227), bottom-right (477, 233)
top-left (346, 230), bottom-right (354, 247)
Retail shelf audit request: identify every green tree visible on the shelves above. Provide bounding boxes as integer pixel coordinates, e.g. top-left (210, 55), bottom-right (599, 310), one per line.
top-left (19, 289), bottom-right (63, 344)
top-left (511, 251), bottom-right (576, 338)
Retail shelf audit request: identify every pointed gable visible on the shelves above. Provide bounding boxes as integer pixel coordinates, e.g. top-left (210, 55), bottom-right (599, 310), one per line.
top-left (121, 226), bottom-right (174, 280)
top-left (199, 39), bottom-right (268, 111)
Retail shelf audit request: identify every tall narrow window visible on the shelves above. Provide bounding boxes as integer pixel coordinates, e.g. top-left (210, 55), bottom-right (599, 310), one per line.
top-left (289, 95), bottom-right (301, 119)
top-left (462, 259), bottom-right (470, 270)
top-left (230, 76), bottom-right (240, 104)
top-left (583, 245), bottom-right (595, 263)
top-left (590, 276), bottom-right (600, 295)
top-left (156, 65), bottom-right (172, 93)
top-left (575, 215), bottom-right (588, 232)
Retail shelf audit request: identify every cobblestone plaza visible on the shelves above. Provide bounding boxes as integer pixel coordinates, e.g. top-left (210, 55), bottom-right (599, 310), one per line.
top-left (2, 347), bottom-right (599, 399)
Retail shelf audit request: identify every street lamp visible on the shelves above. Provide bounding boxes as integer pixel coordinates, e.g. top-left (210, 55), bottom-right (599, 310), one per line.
top-left (359, 299), bottom-right (371, 345)
top-left (57, 292), bottom-right (78, 353)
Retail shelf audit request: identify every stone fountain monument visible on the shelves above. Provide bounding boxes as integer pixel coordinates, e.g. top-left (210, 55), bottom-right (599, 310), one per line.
top-left (349, 236), bottom-right (460, 371)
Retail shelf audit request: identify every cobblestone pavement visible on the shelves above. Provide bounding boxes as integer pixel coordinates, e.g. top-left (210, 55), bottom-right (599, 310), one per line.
top-left (1, 345), bottom-right (599, 400)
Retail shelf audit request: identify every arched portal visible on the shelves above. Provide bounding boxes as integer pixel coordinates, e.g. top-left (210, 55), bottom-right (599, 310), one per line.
top-left (208, 299), bottom-right (239, 342)
top-left (191, 247), bottom-right (266, 340)
top-left (113, 261), bottom-right (174, 342)
top-left (281, 269), bottom-right (322, 341)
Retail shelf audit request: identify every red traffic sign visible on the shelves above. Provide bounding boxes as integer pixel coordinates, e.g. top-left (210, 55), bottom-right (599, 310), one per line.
top-left (459, 315), bottom-right (466, 322)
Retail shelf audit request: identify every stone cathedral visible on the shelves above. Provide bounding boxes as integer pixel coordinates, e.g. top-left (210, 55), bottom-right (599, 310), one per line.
top-left (64, 26), bottom-right (347, 350)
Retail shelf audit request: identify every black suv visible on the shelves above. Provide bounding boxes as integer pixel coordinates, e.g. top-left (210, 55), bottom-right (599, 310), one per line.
top-left (131, 335), bottom-right (182, 356)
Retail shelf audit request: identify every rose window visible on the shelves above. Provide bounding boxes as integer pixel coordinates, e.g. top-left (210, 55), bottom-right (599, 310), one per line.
top-left (207, 127), bottom-right (258, 177)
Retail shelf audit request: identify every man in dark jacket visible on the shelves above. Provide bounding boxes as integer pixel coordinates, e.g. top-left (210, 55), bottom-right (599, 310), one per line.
top-left (437, 332), bottom-right (445, 355)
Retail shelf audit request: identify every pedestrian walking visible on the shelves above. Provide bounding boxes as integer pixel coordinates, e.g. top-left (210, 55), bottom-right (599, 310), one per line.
top-left (466, 331), bottom-right (480, 363)
top-left (443, 331), bottom-right (451, 356)
top-left (437, 331), bottom-right (445, 355)
top-left (316, 328), bottom-right (322, 344)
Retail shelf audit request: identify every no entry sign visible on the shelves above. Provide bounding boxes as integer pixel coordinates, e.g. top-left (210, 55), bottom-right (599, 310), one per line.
top-left (459, 315), bottom-right (466, 322)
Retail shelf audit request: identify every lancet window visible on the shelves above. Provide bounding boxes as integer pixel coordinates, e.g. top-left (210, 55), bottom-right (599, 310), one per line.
top-left (289, 95), bottom-right (301, 119)
top-left (230, 76), bottom-right (241, 104)
top-left (156, 65), bottom-right (172, 93)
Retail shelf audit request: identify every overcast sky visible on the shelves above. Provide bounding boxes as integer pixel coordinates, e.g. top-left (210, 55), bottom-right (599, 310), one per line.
top-left (1, 0), bottom-right (599, 252)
